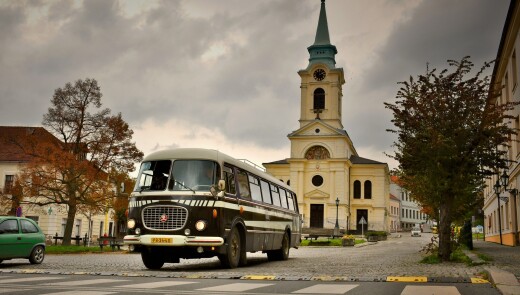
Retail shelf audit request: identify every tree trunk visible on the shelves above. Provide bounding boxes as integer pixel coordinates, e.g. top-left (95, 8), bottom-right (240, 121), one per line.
top-left (438, 202), bottom-right (452, 261)
top-left (62, 199), bottom-right (77, 246)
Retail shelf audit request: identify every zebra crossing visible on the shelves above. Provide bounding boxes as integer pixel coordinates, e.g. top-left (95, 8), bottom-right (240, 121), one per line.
top-left (0, 275), bottom-right (493, 295)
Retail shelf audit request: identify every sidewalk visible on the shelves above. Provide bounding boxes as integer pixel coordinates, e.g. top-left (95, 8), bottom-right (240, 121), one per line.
top-left (471, 240), bottom-right (520, 295)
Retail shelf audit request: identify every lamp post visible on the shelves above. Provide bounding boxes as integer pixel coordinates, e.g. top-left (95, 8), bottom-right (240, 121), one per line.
top-left (334, 197), bottom-right (340, 236)
top-left (494, 179), bottom-right (504, 245)
top-left (499, 170), bottom-right (518, 245)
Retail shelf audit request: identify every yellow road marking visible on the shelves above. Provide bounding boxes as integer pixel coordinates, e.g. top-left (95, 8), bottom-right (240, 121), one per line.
top-left (242, 275), bottom-right (276, 280)
top-left (471, 278), bottom-right (489, 284)
top-left (387, 276), bottom-right (427, 282)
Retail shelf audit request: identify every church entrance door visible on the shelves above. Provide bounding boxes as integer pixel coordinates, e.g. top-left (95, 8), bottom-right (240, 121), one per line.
top-left (356, 209), bottom-right (368, 234)
top-left (310, 204), bottom-right (324, 228)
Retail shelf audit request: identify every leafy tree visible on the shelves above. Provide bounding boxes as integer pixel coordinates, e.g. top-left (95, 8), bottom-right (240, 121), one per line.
top-left (16, 78), bottom-right (143, 245)
top-left (385, 57), bottom-right (517, 261)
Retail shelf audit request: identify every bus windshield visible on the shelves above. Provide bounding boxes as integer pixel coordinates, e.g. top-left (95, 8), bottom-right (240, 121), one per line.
top-left (134, 160), bottom-right (172, 191)
top-left (169, 160), bottom-right (218, 192)
top-left (133, 159), bottom-right (219, 192)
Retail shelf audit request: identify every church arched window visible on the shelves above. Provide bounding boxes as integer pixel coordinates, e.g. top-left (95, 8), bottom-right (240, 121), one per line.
top-left (313, 88), bottom-right (325, 110)
top-left (364, 180), bottom-right (372, 199)
top-left (353, 180), bottom-right (361, 199)
top-left (305, 145), bottom-right (330, 160)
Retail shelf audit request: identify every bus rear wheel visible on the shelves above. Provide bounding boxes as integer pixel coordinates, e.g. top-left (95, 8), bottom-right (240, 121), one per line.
top-left (267, 231), bottom-right (290, 261)
top-left (219, 227), bottom-right (241, 268)
top-left (141, 247), bottom-right (165, 270)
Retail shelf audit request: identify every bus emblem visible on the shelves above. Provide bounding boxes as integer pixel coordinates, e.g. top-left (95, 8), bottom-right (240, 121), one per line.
top-left (160, 214), bottom-right (168, 222)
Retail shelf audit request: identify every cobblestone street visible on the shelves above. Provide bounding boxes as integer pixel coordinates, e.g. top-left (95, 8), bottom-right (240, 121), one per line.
top-left (0, 233), bottom-right (490, 280)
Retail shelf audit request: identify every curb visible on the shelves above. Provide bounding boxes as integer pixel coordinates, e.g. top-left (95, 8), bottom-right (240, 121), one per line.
top-left (485, 267), bottom-right (520, 295)
top-left (0, 269), bottom-right (491, 284)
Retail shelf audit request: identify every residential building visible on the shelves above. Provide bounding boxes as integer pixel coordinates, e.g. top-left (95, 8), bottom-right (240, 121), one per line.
top-left (0, 126), bottom-right (118, 244)
top-left (484, 0), bottom-right (520, 246)
top-left (390, 176), bottom-right (429, 230)
top-left (389, 194), bottom-right (401, 232)
top-left (263, 0), bottom-right (390, 233)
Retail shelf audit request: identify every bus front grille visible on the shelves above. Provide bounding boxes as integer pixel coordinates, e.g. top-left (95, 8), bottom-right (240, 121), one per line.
top-left (142, 205), bottom-right (188, 230)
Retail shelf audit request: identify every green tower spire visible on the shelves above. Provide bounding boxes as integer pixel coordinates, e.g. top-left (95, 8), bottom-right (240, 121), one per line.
top-left (307, 0), bottom-right (337, 69)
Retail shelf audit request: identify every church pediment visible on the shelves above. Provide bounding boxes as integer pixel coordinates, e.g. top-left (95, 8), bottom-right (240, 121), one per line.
top-left (288, 120), bottom-right (348, 138)
top-left (304, 189), bottom-right (330, 200)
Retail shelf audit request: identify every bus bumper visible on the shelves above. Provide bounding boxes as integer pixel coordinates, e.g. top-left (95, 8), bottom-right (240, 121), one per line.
top-left (123, 234), bottom-right (224, 247)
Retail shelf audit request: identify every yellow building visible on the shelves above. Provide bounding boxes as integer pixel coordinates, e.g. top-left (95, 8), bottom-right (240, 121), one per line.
top-left (484, 0), bottom-right (520, 246)
top-left (264, 0), bottom-right (390, 233)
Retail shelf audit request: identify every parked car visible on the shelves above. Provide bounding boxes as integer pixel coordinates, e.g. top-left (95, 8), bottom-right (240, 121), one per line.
top-left (411, 226), bottom-right (421, 237)
top-left (0, 216), bottom-right (46, 264)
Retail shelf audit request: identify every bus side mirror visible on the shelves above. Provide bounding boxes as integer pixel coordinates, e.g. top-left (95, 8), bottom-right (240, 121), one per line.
top-left (218, 179), bottom-right (226, 191)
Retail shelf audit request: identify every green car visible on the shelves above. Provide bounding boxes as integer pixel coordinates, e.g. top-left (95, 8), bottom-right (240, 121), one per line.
top-left (0, 216), bottom-right (46, 264)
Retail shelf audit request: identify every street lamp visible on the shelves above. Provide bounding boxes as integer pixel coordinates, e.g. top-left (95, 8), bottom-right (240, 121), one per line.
top-left (493, 179), bottom-right (504, 245)
top-left (334, 197), bottom-right (339, 236)
top-left (498, 170), bottom-right (518, 245)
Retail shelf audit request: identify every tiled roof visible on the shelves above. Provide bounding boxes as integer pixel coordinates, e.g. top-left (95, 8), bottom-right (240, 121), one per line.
top-left (349, 155), bottom-right (385, 165)
top-left (0, 126), bottom-right (62, 162)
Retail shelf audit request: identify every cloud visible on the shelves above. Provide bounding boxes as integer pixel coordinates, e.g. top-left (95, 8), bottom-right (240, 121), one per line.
top-left (0, 0), bottom-right (511, 170)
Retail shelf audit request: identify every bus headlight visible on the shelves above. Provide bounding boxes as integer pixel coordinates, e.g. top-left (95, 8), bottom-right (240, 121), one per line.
top-left (195, 220), bottom-right (207, 231)
top-left (127, 219), bottom-right (136, 229)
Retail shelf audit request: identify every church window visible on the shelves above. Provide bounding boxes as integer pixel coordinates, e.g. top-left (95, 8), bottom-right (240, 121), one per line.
top-left (353, 180), bottom-right (361, 199)
top-left (305, 145), bottom-right (330, 160)
top-left (311, 175), bottom-right (323, 187)
top-left (313, 88), bottom-right (325, 110)
top-left (364, 180), bottom-right (372, 199)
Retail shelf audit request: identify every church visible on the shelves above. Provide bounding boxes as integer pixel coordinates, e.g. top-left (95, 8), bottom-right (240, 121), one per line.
top-left (263, 0), bottom-right (390, 233)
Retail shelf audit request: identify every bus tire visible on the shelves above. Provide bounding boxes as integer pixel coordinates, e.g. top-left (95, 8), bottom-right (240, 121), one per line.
top-left (219, 226), bottom-right (241, 268)
top-left (141, 248), bottom-right (164, 270)
top-left (267, 231), bottom-right (290, 261)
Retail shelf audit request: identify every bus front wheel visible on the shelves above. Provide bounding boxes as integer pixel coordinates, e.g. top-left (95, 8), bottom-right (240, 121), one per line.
top-left (219, 227), bottom-right (241, 268)
top-left (141, 247), bottom-right (165, 270)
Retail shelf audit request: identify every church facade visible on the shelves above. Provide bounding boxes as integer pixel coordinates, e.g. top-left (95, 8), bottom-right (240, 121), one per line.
top-left (263, 0), bottom-right (390, 233)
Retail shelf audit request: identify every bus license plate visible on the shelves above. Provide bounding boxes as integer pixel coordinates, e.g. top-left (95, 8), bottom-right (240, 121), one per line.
top-left (151, 238), bottom-right (172, 244)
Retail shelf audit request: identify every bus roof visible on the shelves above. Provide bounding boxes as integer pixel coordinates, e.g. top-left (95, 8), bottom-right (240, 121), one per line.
top-left (143, 148), bottom-right (293, 192)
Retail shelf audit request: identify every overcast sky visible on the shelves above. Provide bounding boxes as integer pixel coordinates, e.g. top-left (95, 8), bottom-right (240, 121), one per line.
top-left (0, 0), bottom-right (510, 171)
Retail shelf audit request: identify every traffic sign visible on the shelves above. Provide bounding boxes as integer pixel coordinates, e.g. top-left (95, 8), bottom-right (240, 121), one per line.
top-left (358, 216), bottom-right (367, 225)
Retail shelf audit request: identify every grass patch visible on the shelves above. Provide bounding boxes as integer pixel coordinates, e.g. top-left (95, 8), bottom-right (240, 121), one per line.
top-left (477, 253), bottom-right (493, 262)
top-left (45, 245), bottom-right (121, 254)
top-left (450, 248), bottom-right (472, 264)
top-left (420, 254), bottom-right (441, 264)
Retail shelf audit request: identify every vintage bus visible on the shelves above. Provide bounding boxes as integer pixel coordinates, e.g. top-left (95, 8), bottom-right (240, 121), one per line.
top-left (124, 148), bottom-right (301, 269)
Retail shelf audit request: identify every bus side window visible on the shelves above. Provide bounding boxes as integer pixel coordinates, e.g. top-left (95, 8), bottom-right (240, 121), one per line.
top-left (247, 174), bottom-right (262, 202)
top-left (260, 180), bottom-right (272, 204)
top-left (271, 185), bottom-right (281, 207)
top-left (279, 188), bottom-right (289, 209)
top-left (287, 192), bottom-right (295, 211)
top-left (237, 170), bottom-right (251, 199)
top-left (223, 165), bottom-right (236, 195)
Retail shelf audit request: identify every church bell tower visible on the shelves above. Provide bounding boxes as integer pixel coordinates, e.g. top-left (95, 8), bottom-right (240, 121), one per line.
top-left (298, 0), bottom-right (345, 130)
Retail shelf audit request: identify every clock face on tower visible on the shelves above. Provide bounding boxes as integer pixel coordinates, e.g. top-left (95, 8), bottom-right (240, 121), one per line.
top-left (313, 69), bottom-right (326, 81)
